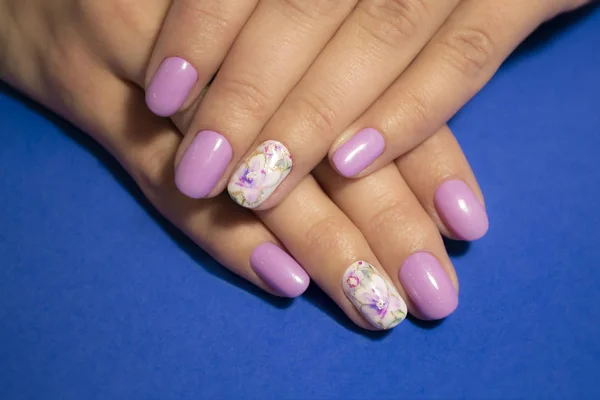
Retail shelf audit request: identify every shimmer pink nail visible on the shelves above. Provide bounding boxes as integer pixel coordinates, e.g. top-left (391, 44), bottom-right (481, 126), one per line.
top-left (250, 243), bottom-right (309, 298)
top-left (146, 57), bottom-right (197, 117)
top-left (332, 128), bottom-right (385, 178)
top-left (399, 252), bottom-right (458, 320)
top-left (435, 180), bottom-right (489, 241)
top-left (175, 130), bottom-right (232, 199)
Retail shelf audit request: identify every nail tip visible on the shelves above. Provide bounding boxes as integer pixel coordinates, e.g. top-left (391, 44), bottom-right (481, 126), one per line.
top-left (422, 299), bottom-right (459, 321)
top-left (456, 220), bottom-right (489, 241)
top-left (145, 96), bottom-right (172, 118)
top-left (175, 178), bottom-right (207, 199)
top-left (283, 281), bottom-right (310, 298)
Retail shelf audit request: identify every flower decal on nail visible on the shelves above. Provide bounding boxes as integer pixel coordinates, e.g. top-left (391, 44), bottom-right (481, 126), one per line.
top-left (342, 261), bottom-right (407, 330)
top-left (228, 140), bottom-right (292, 209)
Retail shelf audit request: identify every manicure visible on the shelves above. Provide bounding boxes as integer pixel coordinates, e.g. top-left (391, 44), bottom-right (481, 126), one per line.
top-left (399, 252), bottom-right (458, 320)
top-left (342, 261), bottom-right (407, 330)
top-left (146, 57), bottom-right (198, 117)
top-left (332, 128), bottom-right (385, 178)
top-left (434, 180), bottom-right (489, 241)
top-left (250, 243), bottom-right (309, 298)
top-left (228, 140), bottom-right (292, 209)
top-left (175, 130), bottom-right (232, 198)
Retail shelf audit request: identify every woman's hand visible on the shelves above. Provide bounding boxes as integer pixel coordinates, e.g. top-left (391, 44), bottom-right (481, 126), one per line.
top-left (152, 0), bottom-right (591, 211)
top-left (1, 0), bottom-right (488, 329)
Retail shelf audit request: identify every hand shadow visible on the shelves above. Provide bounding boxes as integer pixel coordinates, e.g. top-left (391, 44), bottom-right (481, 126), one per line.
top-left (0, 82), bottom-right (292, 310)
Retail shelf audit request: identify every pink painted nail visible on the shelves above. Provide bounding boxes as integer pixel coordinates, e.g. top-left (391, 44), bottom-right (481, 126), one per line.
top-left (435, 180), bottom-right (489, 241)
top-left (250, 243), bottom-right (309, 298)
top-left (175, 130), bottom-right (232, 199)
top-left (332, 128), bottom-right (385, 178)
top-left (146, 57), bottom-right (197, 117)
top-left (399, 252), bottom-right (458, 320)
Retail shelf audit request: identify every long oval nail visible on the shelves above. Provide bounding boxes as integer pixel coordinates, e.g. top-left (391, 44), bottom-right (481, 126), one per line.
top-left (434, 180), bottom-right (489, 241)
top-left (250, 243), bottom-right (309, 298)
top-left (228, 140), bottom-right (292, 209)
top-left (175, 130), bottom-right (232, 199)
top-left (342, 261), bottom-right (407, 329)
top-left (332, 128), bottom-right (385, 178)
top-left (146, 57), bottom-right (197, 117)
top-left (399, 252), bottom-right (458, 320)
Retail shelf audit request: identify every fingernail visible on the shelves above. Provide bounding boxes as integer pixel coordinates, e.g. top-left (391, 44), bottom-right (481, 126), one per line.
top-left (146, 57), bottom-right (198, 117)
top-left (332, 128), bottom-right (385, 178)
top-left (250, 243), bottom-right (309, 298)
top-left (228, 140), bottom-right (292, 209)
top-left (399, 252), bottom-right (458, 320)
top-left (434, 180), bottom-right (489, 241)
top-left (175, 130), bottom-right (232, 198)
top-left (342, 261), bottom-right (407, 330)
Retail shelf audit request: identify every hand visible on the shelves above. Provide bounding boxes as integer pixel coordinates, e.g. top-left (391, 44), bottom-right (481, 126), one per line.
top-left (152, 0), bottom-right (591, 210)
top-left (1, 0), bottom-right (488, 329)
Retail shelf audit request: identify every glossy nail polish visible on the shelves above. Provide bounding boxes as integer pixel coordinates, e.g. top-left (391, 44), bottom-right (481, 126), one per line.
top-left (250, 243), bottom-right (309, 298)
top-left (434, 180), bottom-right (489, 241)
top-left (332, 128), bottom-right (385, 177)
top-left (399, 252), bottom-right (458, 320)
top-left (227, 140), bottom-right (292, 209)
top-left (175, 130), bottom-right (232, 198)
top-left (146, 57), bottom-right (198, 117)
top-left (342, 261), bottom-right (407, 329)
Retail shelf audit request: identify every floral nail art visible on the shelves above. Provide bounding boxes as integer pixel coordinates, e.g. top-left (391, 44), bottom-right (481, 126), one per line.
top-left (342, 261), bottom-right (407, 330)
top-left (227, 140), bottom-right (292, 209)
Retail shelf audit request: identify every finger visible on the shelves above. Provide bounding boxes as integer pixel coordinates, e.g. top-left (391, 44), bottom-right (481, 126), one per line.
top-left (173, 0), bottom-right (358, 200)
top-left (145, 0), bottom-right (259, 117)
top-left (257, 176), bottom-right (408, 330)
top-left (329, 0), bottom-right (564, 177)
top-left (53, 65), bottom-right (310, 298)
top-left (47, 1), bottom-right (171, 87)
top-left (396, 125), bottom-right (489, 241)
top-left (314, 161), bottom-right (459, 321)
top-left (226, 0), bottom-right (459, 209)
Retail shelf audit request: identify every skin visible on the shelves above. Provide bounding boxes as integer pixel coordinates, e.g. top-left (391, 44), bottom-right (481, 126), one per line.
top-left (157, 0), bottom-right (593, 210)
top-left (1, 0), bottom-right (486, 329)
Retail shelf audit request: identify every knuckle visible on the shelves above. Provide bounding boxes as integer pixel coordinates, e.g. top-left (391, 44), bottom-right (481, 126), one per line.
top-left (356, 0), bottom-right (427, 47)
top-left (302, 215), bottom-right (356, 257)
top-left (177, 1), bottom-right (231, 34)
top-left (394, 88), bottom-right (431, 136)
top-left (217, 75), bottom-right (273, 120)
top-left (367, 199), bottom-right (427, 245)
top-left (131, 145), bottom-right (173, 194)
top-left (368, 199), bottom-right (408, 235)
top-left (280, 0), bottom-right (348, 20)
top-left (438, 26), bottom-right (496, 78)
top-left (291, 94), bottom-right (338, 143)
top-left (77, 0), bottom-right (158, 37)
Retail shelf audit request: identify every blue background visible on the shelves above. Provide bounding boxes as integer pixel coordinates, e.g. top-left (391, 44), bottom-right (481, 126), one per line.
top-left (1, 6), bottom-right (600, 399)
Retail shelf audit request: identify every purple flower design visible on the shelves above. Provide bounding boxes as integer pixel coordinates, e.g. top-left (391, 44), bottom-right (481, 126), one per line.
top-left (234, 154), bottom-right (282, 204)
top-left (356, 274), bottom-right (391, 318)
